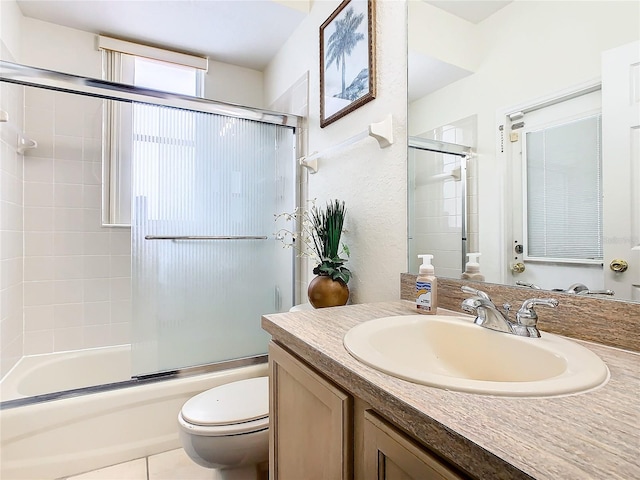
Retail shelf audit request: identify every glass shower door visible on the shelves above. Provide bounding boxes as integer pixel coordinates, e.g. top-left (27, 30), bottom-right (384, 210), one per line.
top-left (131, 104), bottom-right (295, 376)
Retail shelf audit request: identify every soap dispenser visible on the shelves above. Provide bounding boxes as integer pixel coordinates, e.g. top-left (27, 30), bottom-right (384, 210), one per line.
top-left (416, 254), bottom-right (438, 314)
top-left (461, 253), bottom-right (485, 281)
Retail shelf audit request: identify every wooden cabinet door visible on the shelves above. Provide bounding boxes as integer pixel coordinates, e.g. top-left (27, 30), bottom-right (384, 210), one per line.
top-left (363, 410), bottom-right (467, 480)
top-left (269, 341), bottom-right (352, 480)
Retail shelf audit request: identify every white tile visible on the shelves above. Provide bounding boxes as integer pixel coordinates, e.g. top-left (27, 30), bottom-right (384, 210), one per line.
top-left (53, 326), bottom-right (83, 352)
top-left (23, 280), bottom-right (54, 306)
top-left (83, 301), bottom-right (111, 326)
top-left (54, 183), bottom-right (83, 208)
top-left (54, 158), bottom-right (83, 184)
top-left (53, 256), bottom-right (84, 280)
top-left (54, 279), bottom-right (84, 304)
top-left (23, 305), bottom-right (54, 331)
top-left (110, 321), bottom-right (131, 345)
top-left (25, 86), bottom-right (55, 109)
top-left (54, 232), bottom-right (84, 255)
top-left (83, 232), bottom-right (111, 255)
top-left (24, 329), bottom-right (54, 355)
top-left (110, 277), bottom-right (131, 301)
top-left (24, 256), bottom-right (54, 281)
top-left (25, 232), bottom-right (54, 256)
top-left (24, 207), bottom-right (54, 232)
top-left (148, 448), bottom-right (218, 480)
top-left (0, 231), bottom-right (21, 261)
top-left (83, 324), bottom-right (111, 348)
top-left (54, 303), bottom-right (84, 328)
top-left (82, 208), bottom-right (103, 232)
top-left (110, 255), bottom-right (131, 278)
top-left (83, 137), bottom-right (102, 161)
top-left (55, 134), bottom-right (84, 162)
top-left (111, 300), bottom-right (132, 324)
top-left (84, 255), bottom-right (110, 278)
top-left (1, 285), bottom-right (22, 318)
top-left (83, 184), bottom-right (102, 209)
top-left (83, 161), bottom-right (102, 186)
top-left (24, 182), bottom-right (54, 207)
top-left (67, 458), bottom-right (147, 480)
top-left (23, 156), bottom-right (53, 183)
top-left (110, 230), bottom-right (132, 255)
top-left (55, 105), bottom-right (86, 138)
top-left (1, 308), bottom-right (23, 345)
top-left (54, 208), bottom-right (85, 232)
top-left (24, 104), bottom-right (53, 130)
top-left (83, 278), bottom-right (110, 302)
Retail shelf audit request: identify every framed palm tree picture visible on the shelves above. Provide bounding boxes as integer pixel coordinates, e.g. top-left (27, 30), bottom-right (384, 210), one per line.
top-left (320, 0), bottom-right (375, 128)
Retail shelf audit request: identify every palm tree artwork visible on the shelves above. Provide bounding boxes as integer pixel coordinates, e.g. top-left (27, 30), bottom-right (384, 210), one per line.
top-left (320, 0), bottom-right (374, 127)
top-left (325, 6), bottom-right (366, 102)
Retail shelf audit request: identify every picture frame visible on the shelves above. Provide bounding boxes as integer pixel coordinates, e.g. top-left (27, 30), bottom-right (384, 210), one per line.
top-left (320, 0), bottom-right (376, 128)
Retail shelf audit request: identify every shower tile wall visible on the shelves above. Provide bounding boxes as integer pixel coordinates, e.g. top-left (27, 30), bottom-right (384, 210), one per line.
top-left (0, 81), bottom-right (25, 376)
top-left (21, 87), bottom-right (132, 355)
top-left (411, 117), bottom-right (478, 278)
top-left (412, 150), bottom-right (464, 278)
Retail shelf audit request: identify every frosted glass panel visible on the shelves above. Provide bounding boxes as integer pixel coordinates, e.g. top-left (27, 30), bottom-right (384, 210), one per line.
top-left (526, 115), bottom-right (602, 260)
top-left (131, 103), bottom-right (295, 376)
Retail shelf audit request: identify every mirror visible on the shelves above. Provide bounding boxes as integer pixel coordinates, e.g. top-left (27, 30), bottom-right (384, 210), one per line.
top-left (407, 0), bottom-right (640, 302)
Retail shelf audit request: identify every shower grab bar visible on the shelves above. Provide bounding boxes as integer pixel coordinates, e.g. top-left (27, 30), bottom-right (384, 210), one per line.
top-left (145, 235), bottom-right (268, 241)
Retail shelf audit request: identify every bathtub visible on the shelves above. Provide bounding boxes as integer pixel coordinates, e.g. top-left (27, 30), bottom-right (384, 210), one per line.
top-left (0, 346), bottom-right (268, 480)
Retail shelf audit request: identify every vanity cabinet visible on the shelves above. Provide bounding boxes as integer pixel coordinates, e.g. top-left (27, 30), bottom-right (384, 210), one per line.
top-left (269, 342), bottom-right (352, 480)
top-left (269, 341), bottom-right (469, 480)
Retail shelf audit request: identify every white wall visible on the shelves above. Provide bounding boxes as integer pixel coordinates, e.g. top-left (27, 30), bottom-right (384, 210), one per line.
top-left (19, 17), bottom-right (266, 108)
top-left (0, 0), bottom-right (22, 62)
top-left (409, 0), bottom-right (640, 284)
top-left (265, 0), bottom-right (408, 304)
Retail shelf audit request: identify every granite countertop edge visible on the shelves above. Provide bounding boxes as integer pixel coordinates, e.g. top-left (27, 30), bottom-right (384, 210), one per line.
top-left (261, 300), bottom-right (640, 480)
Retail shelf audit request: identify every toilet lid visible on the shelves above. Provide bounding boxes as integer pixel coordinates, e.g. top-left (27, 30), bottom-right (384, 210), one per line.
top-left (181, 376), bottom-right (269, 427)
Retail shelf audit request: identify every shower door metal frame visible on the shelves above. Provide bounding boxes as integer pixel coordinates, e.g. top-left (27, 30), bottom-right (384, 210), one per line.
top-left (0, 60), bottom-right (302, 403)
top-left (0, 61), bottom-right (299, 128)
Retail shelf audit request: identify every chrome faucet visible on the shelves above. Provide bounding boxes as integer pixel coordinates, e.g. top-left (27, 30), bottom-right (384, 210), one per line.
top-left (461, 286), bottom-right (558, 338)
top-left (516, 281), bottom-right (542, 289)
top-left (558, 283), bottom-right (615, 296)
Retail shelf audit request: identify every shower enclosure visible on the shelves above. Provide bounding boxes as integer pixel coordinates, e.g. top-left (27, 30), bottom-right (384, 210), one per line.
top-left (0, 61), bottom-right (299, 402)
top-left (408, 136), bottom-right (475, 278)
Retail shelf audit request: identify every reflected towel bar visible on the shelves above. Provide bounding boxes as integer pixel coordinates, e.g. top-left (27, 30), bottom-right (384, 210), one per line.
top-left (144, 235), bottom-right (268, 240)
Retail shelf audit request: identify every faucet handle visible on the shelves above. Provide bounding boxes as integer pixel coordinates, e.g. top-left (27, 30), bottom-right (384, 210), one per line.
top-left (516, 298), bottom-right (559, 326)
top-left (461, 285), bottom-right (493, 302)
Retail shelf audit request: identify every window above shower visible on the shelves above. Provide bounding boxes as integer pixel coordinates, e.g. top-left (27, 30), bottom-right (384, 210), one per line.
top-left (99, 36), bottom-right (207, 226)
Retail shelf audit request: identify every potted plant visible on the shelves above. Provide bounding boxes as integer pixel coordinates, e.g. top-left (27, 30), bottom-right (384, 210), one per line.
top-left (275, 199), bottom-right (351, 308)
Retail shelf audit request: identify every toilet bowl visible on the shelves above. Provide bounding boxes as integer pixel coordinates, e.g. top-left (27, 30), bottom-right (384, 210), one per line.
top-left (178, 376), bottom-right (269, 479)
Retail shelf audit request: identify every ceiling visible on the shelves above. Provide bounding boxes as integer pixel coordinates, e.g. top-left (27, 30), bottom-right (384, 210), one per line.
top-left (16, 0), bottom-right (511, 102)
top-left (16, 0), bottom-right (309, 71)
top-left (17, 0), bottom-right (511, 72)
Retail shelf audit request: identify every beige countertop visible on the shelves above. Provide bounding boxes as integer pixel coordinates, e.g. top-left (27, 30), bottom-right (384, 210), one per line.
top-left (262, 301), bottom-right (640, 480)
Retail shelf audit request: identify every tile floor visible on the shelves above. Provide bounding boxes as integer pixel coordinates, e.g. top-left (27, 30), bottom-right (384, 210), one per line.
top-left (60, 448), bottom-right (222, 480)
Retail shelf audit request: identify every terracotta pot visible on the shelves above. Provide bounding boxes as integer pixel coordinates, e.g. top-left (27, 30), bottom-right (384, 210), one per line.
top-left (307, 275), bottom-right (349, 308)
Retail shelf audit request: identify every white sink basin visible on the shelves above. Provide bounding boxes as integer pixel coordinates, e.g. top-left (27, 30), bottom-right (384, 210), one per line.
top-left (343, 315), bottom-right (609, 397)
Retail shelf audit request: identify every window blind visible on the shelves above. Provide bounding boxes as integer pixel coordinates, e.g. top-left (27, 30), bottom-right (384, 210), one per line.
top-left (525, 114), bottom-right (603, 261)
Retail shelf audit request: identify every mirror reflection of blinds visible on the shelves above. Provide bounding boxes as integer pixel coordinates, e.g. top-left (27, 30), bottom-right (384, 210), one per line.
top-left (525, 114), bottom-right (603, 262)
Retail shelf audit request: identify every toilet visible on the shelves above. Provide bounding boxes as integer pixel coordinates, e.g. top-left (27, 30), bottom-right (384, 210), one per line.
top-left (178, 376), bottom-right (269, 480)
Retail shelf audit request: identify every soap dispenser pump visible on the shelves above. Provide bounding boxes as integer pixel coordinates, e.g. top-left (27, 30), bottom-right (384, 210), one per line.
top-left (416, 254), bottom-right (438, 314)
top-left (461, 253), bottom-right (485, 281)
